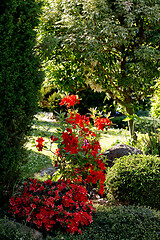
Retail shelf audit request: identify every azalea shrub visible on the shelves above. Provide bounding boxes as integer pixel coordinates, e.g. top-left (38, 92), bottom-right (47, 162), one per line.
top-left (9, 178), bottom-right (93, 235)
top-left (36, 95), bottom-right (111, 196)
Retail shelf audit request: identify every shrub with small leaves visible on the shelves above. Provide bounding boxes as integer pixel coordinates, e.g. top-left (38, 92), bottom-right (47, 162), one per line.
top-left (45, 205), bottom-right (160, 240)
top-left (0, 217), bottom-right (38, 240)
top-left (105, 154), bottom-right (160, 209)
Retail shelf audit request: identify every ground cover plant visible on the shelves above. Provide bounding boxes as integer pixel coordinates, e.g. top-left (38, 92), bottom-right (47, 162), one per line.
top-left (46, 205), bottom-right (160, 240)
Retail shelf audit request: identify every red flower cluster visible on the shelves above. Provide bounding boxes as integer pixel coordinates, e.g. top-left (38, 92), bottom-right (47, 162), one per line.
top-left (85, 163), bottom-right (106, 196)
top-left (59, 95), bottom-right (79, 108)
top-left (94, 117), bottom-right (111, 130)
top-left (62, 129), bottom-right (79, 154)
top-left (36, 137), bottom-right (45, 151)
top-left (66, 112), bottom-right (90, 131)
top-left (9, 179), bottom-right (93, 235)
top-left (71, 156), bottom-right (106, 196)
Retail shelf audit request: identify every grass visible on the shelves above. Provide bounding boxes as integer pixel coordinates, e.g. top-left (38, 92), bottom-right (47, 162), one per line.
top-left (100, 128), bottom-right (131, 150)
top-left (23, 113), bottom-right (58, 178)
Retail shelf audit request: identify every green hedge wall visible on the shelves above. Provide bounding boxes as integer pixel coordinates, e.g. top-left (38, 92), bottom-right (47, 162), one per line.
top-left (0, 0), bottom-right (44, 205)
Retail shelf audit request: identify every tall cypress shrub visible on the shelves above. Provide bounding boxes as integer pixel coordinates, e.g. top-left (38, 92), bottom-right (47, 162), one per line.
top-left (0, 0), bottom-right (44, 204)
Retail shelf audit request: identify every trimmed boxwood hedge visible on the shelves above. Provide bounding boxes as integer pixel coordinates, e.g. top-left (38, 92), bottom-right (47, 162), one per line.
top-left (105, 154), bottom-right (160, 209)
top-left (1, 205), bottom-right (160, 239)
top-left (47, 205), bottom-right (160, 239)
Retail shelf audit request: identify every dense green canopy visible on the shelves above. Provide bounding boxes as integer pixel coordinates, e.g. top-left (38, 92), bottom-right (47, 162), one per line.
top-left (38, 0), bottom-right (160, 138)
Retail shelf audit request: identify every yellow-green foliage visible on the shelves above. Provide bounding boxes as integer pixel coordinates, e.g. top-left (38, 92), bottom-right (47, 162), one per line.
top-left (151, 80), bottom-right (160, 118)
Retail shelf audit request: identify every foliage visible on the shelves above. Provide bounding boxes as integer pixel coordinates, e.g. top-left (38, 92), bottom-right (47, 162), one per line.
top-left (151, 79), bottom-right (160, 118)
top-left (134, 116), bottom-right (160, 133)
top-left (37, 95), bottom-right (111, 195)
top-left (140, 130), bottom-right (160, 156)
top-left (37, 0), bottom-right (160, 139)
top-left (134, 116), bottom-right (160, 155)
top-left (9, 178), bottom-right (93, 235)
top-left (39, 81), bottom-right (114, 115)
top-left (105, 154), bottom-right (160, 209)
top-left (39, 82), bottom-right (62, 113)
top-left (77, 89), bottom-right (114, 115)
top-left (0, 0), bottom-right (44, 204)
top-left (110, 115), bottom-right (127, 129)
top-left (46, 205), bottom-right (160, 240)
top-left (0, 217), bottom-right (38, 240)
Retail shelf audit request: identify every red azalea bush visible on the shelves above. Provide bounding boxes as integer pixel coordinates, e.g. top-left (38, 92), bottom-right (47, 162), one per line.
top-left (36, 95), bottom-right (111, 196)
top-left (9, 178), bottom-right (93, 235)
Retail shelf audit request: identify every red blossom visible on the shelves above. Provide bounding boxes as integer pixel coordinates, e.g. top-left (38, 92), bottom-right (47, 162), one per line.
top-left (94, 117), bottom-right (111, 130)
top-left (59, 95), bottom-right (79, 108)
top-left (55, 148), bottom-right (60, 156)
top-left (9, 179), bottom-right (93, 235)
top-left (36, 137), bottom-right (45, 151)
top-left (62, 131), bottom-right (79, 154)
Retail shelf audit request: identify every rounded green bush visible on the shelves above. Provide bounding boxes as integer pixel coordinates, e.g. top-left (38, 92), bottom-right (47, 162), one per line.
top-left (105, 154), bottom-right (160, 209)
top-left (46, 205), bottom-right (160, 239)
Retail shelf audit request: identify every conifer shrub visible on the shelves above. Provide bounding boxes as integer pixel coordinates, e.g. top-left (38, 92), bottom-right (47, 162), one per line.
top-left (105, 154), bottom-right (160, 209)
top-left (0, 0), bottom-right (44, 204)
top-left (39, 83), bottom-right (62, 113)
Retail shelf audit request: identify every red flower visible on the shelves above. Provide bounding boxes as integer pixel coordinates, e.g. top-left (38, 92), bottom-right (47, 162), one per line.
top-left (62, 131), bottom-right (79, 154)
top-left (94, 117), bottom-right (111, 131)
top-left (36, 137), bottom-right (45, 151)
top-left (55, 148), bottom-right (60, 156)
top-left (9, 179), bottom-right (93, 235)
top-left (59, 95), bottom-right (79, 108)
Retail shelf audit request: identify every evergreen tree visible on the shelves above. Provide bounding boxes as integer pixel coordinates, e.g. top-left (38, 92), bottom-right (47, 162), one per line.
top-left (0, 0), bottom-right (44, 204)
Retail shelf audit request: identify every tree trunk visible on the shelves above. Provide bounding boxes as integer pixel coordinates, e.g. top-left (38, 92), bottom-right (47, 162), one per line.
top-left (126, 106), bottom-right (137, 142)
